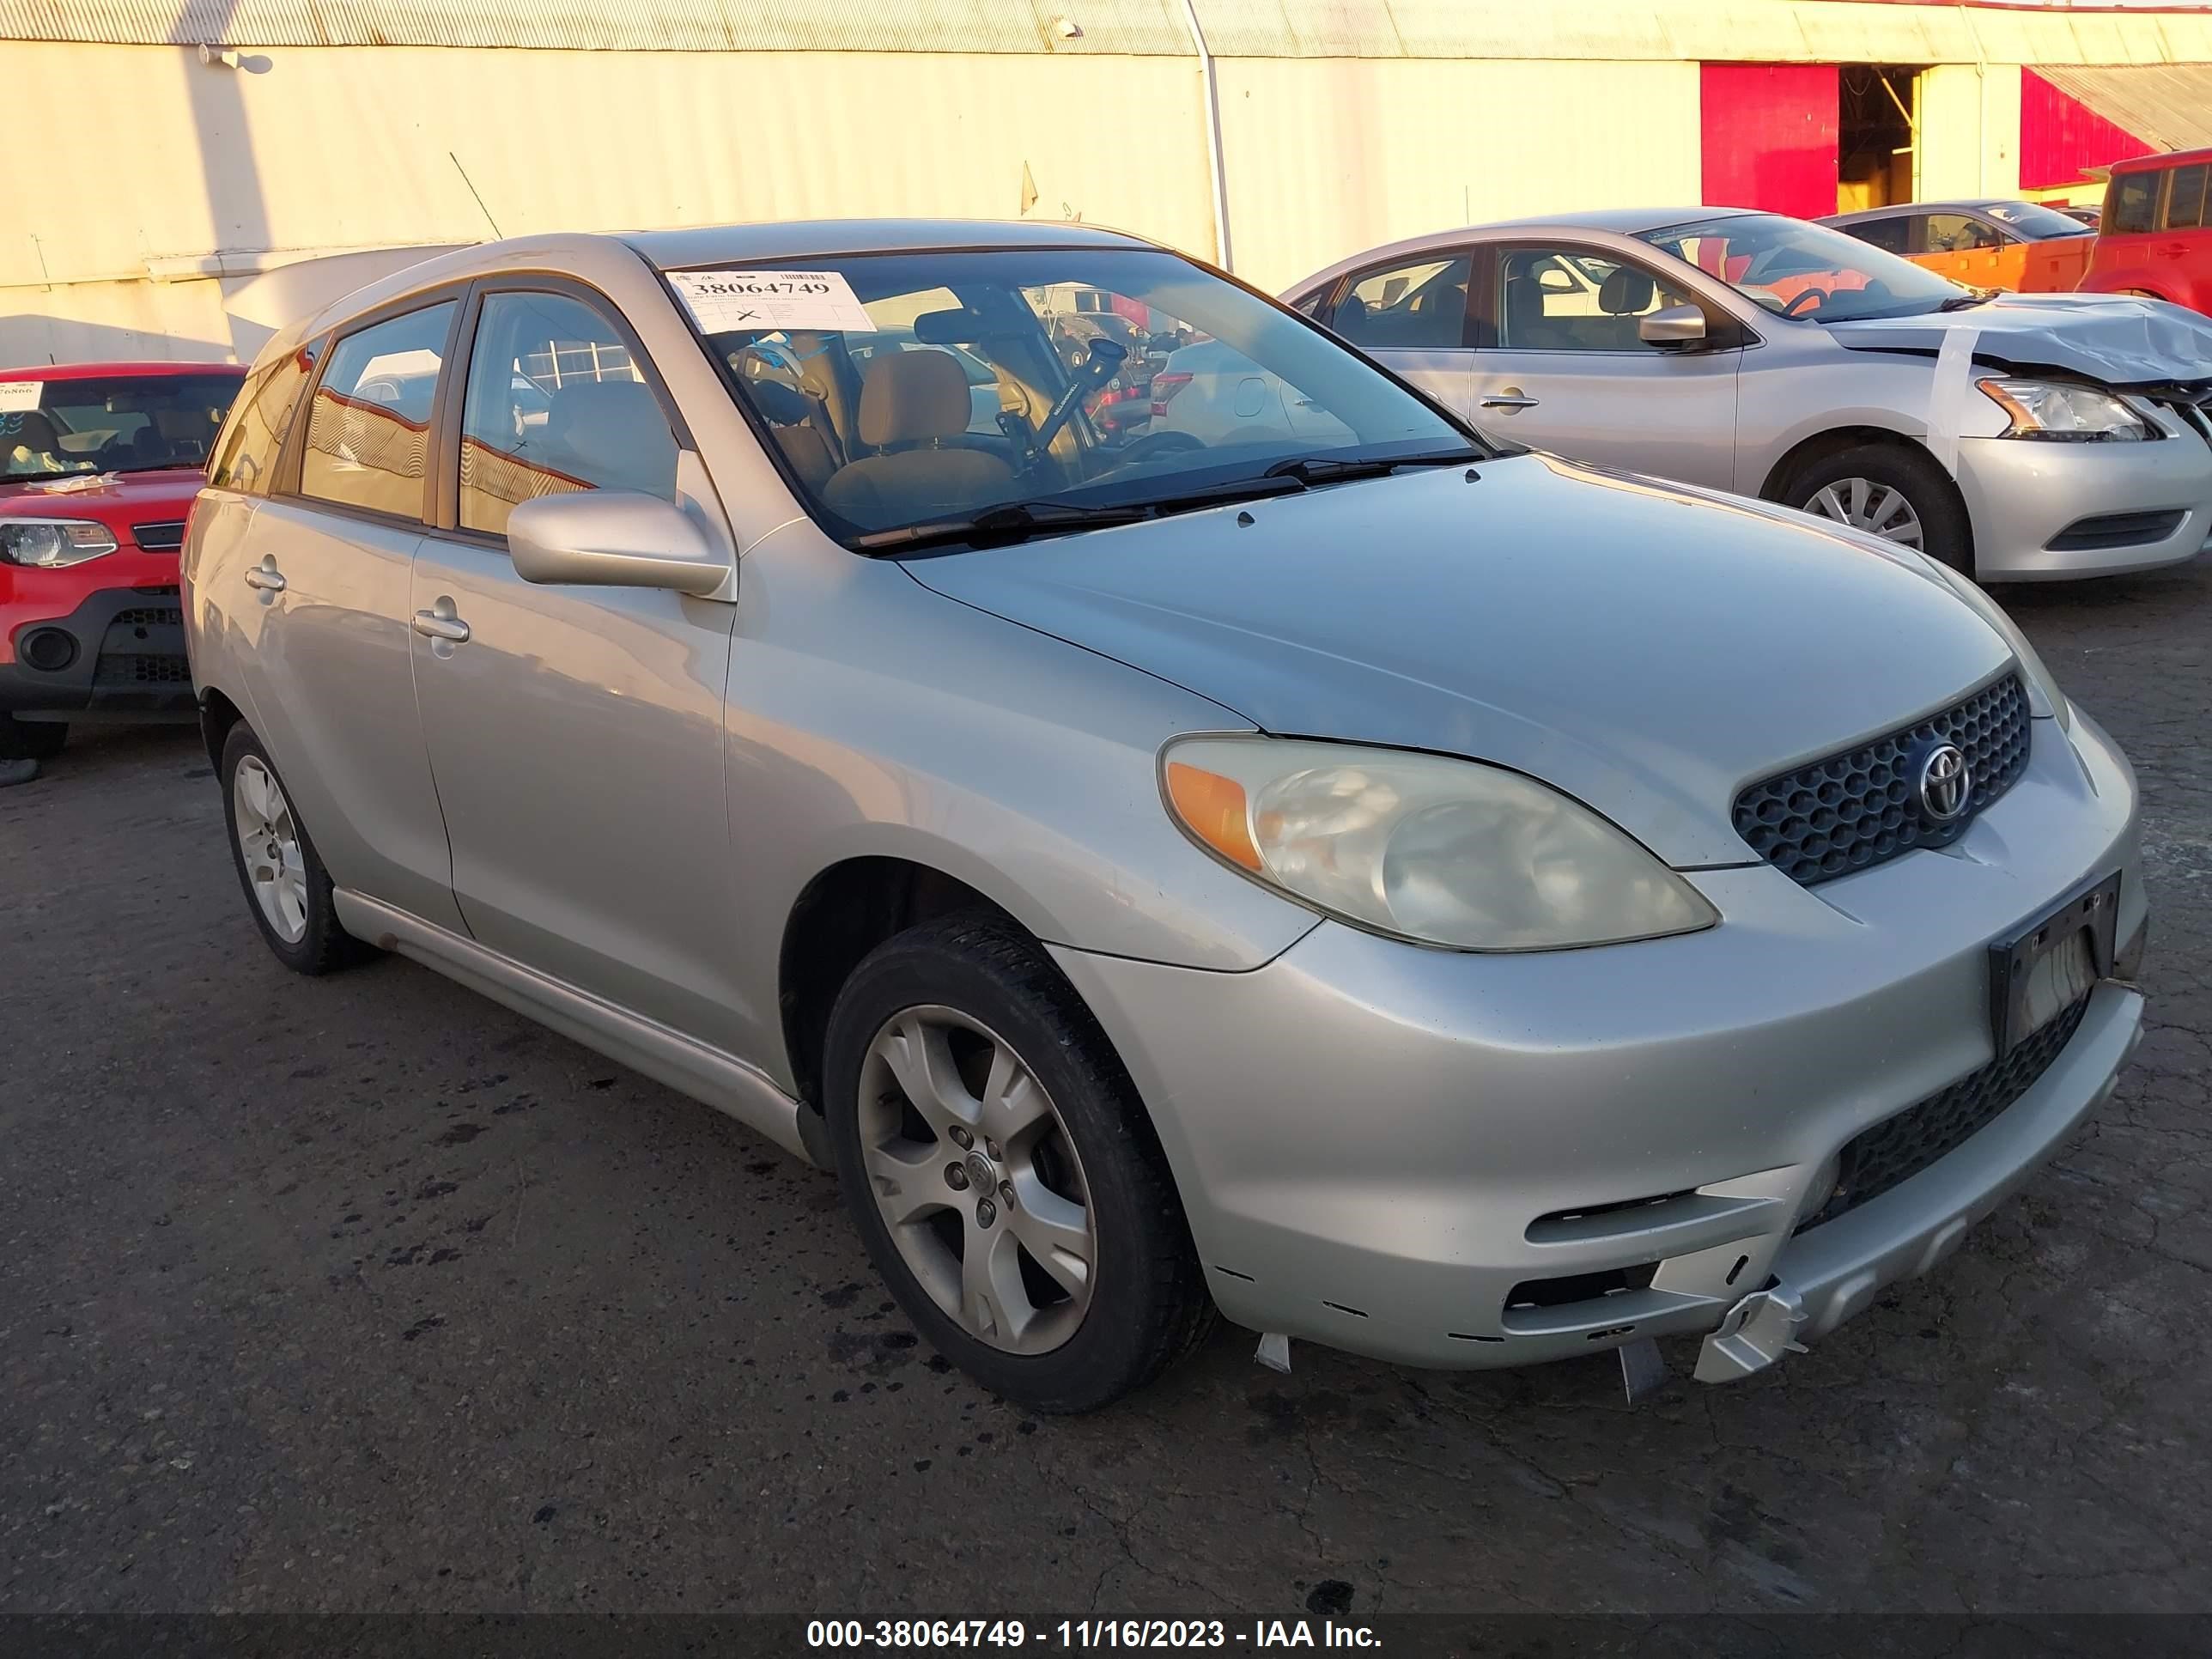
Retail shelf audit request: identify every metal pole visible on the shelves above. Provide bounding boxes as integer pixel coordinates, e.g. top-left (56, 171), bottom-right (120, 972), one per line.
top-left (1176, 0), bottom-right (1234, 272)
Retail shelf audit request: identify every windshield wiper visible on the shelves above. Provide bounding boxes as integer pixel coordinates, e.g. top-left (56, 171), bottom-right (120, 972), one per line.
top-left (1936, 289), bottom-right (1998, 312)
top-left (1262, 448), bottom-right (1480, 484)
top-left (853, 499), bottom-right (1151, 551)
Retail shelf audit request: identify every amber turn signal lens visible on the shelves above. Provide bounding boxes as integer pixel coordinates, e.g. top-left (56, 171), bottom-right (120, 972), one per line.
top-left (1165, 760), bottom-right (1262, 872)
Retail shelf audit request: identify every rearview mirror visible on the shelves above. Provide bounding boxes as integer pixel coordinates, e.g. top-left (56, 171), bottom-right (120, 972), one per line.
top-left (1638, 304), bottom-right (1708, 348)
top-left (507, 490), bottom-right (730, 597)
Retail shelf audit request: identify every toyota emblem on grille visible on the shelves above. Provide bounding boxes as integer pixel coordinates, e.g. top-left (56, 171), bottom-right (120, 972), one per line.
top-left (1917, 741), bottom-right (1972, 823)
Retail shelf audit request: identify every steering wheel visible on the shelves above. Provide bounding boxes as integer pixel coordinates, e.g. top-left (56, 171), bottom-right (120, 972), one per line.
top-left (1780, 287), bottom-right (1828, 319)
top-left (1085, 428), bottom-right (1206, 487)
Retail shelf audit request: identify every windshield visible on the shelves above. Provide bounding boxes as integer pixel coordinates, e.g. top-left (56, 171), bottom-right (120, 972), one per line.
top-left (1638, 213), bottom-right (1972, 323)
top-left (679, 246), bottom-right (1475, 545)
top-left (1984, 200), bottom-right (2094, 240)
top-left (1, 372), bottom-right (245, 482)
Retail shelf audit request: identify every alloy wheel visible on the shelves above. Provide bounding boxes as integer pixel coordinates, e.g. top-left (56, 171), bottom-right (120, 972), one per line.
top-left (1804, 477), bottom-right (1925, 549)
top-left (233, 755), bottom-right (309, 945)
top-left (855, 1006), bottom-right (1097, 1354)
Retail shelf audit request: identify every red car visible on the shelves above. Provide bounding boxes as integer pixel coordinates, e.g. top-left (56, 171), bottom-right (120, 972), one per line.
top-left (1, 362), bottom-right (246, 763)
top-left (2080, 147), bottom-right (2212, 314)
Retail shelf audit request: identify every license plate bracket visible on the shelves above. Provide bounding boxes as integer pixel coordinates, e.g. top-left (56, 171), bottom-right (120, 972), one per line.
top-left (1989, 872), bottom-right (2119, 1057)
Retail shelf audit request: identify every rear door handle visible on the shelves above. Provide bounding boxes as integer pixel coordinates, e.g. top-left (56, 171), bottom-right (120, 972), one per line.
top-left (243, 560), bottom-right (286, 592)
top-left (410, 609), bottom-right (471, 644)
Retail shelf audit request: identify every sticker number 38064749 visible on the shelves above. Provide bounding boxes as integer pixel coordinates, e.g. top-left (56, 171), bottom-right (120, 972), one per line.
top-left (666, 270), bottom-right (878, 335)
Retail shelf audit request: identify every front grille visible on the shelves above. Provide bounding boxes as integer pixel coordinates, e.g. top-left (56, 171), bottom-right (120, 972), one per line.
top-left (131, 520), bottom-right (187, 551)
top-left (94, 653), bottom-right (192, 686)
top-left (1733, 674), bottom-right (2029, 886)
top-left (1799, 991), bottom-right (2093, 1231)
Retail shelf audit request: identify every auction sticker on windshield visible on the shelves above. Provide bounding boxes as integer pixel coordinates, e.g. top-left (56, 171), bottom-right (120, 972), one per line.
top-left (0, 380), bottom-right (42, 411)
top-left (667, 270), bottom-right (878, 334)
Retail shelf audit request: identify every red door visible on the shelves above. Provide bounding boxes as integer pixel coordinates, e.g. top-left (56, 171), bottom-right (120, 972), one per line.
top-left (1700, 64), bottom-right (1840, 220)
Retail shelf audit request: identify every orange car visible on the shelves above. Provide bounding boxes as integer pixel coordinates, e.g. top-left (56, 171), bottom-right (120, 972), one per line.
top-left (1820, 200), bottom-right (2095, 294)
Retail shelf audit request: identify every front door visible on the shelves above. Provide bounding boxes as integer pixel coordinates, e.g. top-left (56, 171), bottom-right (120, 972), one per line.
top-left (1471, 244), bottom-right (1743, 492)
top-left (408, 283), bottom-right (747, 1049)
top-left (234, 302), bottom-right (469, 934)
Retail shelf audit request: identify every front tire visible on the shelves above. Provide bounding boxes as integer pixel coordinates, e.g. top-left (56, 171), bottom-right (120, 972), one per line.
top-left (823, 913), bottom-right (1214, 1413)
top-left (0, 714), bottom-right (67, 762)
top-left (1789, 442), bottom-right (1973, 574)
top-left (220, 723), bottom-right (368, 975)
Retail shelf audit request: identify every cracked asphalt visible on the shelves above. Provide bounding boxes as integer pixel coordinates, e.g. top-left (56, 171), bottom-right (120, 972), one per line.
top-left (3, 561), bottom-right (2209, 1625)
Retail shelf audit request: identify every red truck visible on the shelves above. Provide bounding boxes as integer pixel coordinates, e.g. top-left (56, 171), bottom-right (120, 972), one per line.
top-left (1, 362), bottom-right (246, 769)
top-left (2080, 147), bottom-right (2212, 314)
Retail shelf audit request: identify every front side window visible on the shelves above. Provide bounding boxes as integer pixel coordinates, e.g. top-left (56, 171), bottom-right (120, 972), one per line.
top-left (3, 372), bottom-right (244, 482)
top-left (2109, 170), bottom-right (2160, 235)
top-left (1640, 212), bottom-right (1968, 322)
top-left (210, 347), bottom-right (315, 494)
top-left (1496, 249), bottom-right (1692, 352)
top-left (688, 246), bottom-right (1474, 545)
top-left (1923, 214), bottom-right (2006, 252)
top-left (298, 302), bottom-right (455, 520)
top-left (1329, 256), bottom-right (1473, 349)
top-left (458, 291), bottom-right (678, 538)
top-left (2163, 165), bottom-right (2209, 232)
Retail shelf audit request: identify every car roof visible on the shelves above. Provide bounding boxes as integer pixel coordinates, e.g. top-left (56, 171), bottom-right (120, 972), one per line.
top-left (2111, 145), bottom-right (2212, 173)
top-left (1284, 207), bottom-right (1757, 297)
top-left (620, 218), bottom-right (1153, 270)
top-left (0, 360), bottom-right (244, 381)
top-left (1823, 200), bottom-right (2018, 223)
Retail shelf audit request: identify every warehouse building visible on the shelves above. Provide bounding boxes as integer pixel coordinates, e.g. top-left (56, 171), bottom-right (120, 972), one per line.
top-left (5, 0), bottom-right (2212, 365)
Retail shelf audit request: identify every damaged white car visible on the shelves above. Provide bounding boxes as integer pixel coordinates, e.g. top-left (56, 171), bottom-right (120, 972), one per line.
top-left (1289, 208), bottom-right (2212, 580)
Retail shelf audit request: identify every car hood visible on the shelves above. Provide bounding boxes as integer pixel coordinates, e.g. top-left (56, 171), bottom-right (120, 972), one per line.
top-left (902, 455), bottom-right (2017, 868)
top-left (0, 467), bottom-right (207, 518)
top-left (1823, 290), bottom-right (2212, 385)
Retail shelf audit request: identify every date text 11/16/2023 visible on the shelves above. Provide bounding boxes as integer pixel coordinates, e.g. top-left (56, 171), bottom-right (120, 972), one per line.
top-left (805, 1620), bottom-right (1384, 1649)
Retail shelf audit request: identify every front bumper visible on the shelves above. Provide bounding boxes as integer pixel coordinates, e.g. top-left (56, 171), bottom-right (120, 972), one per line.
top-left (1956, 413), bottom-right (2212, 580)
top-left (0, 582), bottom-right (195, 721)
top-left (1052, 709), bottom-right (2145, 1381)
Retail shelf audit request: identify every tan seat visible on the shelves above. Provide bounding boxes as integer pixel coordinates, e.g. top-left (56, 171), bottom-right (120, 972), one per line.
top-left (822, 351), bottom-right (1013, 527)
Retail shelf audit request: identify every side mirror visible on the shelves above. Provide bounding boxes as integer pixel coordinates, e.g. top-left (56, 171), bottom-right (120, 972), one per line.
top-left (1639, 304), bottom-right (1709, 348)
top-left (507, 490), bottom-right (730, 596)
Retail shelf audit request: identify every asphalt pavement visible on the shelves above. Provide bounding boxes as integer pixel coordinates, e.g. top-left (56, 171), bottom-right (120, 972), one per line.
top-left (4, 561), bottom-right (2209, 1623)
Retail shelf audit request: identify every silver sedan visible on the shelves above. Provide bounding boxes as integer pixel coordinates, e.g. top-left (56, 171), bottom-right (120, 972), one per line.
top-left (186, 221), bottom-right (2146, 1410)
top-left (1288, 208), bottom-right (2212, 580)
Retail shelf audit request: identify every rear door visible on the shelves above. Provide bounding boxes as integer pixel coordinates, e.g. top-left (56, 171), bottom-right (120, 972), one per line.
top-left (1469, 242), bottom-right (1743, 490)
top-left (2151, 162), bottom-right (2210, 307)
top-left (236, 299), bottom-right (469, 933)
top-left (407, 280), bottom-right (748, 1049)
top-left (2087, 167), bottom-right (2166, 295)
top-left (1314, 249), bottom-right (1477, 417)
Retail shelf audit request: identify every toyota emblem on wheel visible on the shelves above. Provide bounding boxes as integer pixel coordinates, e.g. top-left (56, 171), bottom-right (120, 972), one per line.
top-left (1917, 742), bottom-right (1972, 823)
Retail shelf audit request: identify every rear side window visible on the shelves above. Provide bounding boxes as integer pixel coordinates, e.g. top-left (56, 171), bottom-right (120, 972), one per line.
top-left (1844, 216), bottom-right (1910, 255)
top-left (210, 345), bottom-right (316, 494)
top-left (456, 291), bottom-right (679, 538)
top-left (2164, 164), bottom-right (2209, 231)
top-left (1329, 255), bottom-right (1474, 349)
top-left (297, 301), bottom-right (457, 521)
top-left (2109, 169), bottom-right (2160, 235)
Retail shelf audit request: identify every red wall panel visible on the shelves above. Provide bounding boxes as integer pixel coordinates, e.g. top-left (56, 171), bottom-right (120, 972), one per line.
top-left (2020, 68), bottom-right (2152, 191)
top-left (1700, 63), bottom-right (1841, 219)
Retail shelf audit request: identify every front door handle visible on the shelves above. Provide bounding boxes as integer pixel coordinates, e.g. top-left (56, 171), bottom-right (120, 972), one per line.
top-left (411, 607), bottom-right (471, 644)
top-left (243, 559), bottom-right (286, 592)
top-left (1480, 390), bottom-right (1540, 410)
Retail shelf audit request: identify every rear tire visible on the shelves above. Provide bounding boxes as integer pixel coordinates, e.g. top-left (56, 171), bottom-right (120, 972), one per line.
top-left (0, 715), bottom-right (67, 762)
top-left (823, 911), bottom-right (1214, 1413)
top-left (220, 723), bottom-right (369, 975)
top-left (1787, 442), bottom-right (1973, 574)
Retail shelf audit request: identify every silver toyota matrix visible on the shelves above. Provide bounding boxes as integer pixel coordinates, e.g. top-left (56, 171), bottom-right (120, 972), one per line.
top-left (185, 222), bottom-right (2148, 1411)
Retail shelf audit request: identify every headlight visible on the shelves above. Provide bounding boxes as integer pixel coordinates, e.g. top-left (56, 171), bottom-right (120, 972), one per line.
top-left (0, 518), bottom-right (118, 568)
top-left (1923, 562), bottom-right (2072, 731)
top-left (1978, 377), bottom-right (2150, 442)
top-left (1161, 737), bottom-right (1718, 951)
